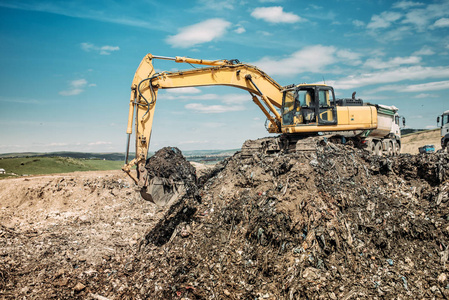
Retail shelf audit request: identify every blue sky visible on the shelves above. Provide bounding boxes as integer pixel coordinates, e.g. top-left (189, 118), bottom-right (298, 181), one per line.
top-left (0, 0), bottom-right (448, 153)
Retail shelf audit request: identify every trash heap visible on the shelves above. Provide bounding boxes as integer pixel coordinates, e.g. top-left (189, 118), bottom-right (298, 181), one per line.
top-left (2, 143), bottom-right (447, 299)
top-left (134, 143), bottom-right (449, 299)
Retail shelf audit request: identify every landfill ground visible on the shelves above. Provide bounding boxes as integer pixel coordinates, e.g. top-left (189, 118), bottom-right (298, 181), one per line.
top-left (0, 142), bottom-right (448, 299)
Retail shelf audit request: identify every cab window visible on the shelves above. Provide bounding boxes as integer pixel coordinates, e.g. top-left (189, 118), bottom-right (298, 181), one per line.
top-left (444, 115), bottom-right (449, 125)
top-left (318, 90), bottom-right (333, 107)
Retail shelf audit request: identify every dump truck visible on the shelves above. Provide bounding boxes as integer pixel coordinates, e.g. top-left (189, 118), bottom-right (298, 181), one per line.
top-left (122, 53), bottom-right (405, 204)
top-left (437, 109), bottom-right (449, 151)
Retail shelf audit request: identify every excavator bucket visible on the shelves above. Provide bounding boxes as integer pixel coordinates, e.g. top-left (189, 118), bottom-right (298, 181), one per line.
top-left (140, 147), bottom-right (197, 207)
top-left (140, 177), bottom-right (186, 206)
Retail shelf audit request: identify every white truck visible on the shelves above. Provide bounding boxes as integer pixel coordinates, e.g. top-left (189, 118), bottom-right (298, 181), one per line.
top-left (332, 99), bottom-right (404, 156)
top-left (362, 104), bottom-right (404, 156)
top-left (437, 110), bottom-right (449, 151)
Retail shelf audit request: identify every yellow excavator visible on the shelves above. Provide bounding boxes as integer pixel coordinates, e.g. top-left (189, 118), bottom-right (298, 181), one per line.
top-left (122, 53), bottom-right (402, 205)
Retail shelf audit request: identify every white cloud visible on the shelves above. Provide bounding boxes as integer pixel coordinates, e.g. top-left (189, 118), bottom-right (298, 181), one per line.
top-left (367, 11), bottom-right (402, 30)
top-left (414, 93), bottom-right (439, 98)
top-left (166, 87), bottom-right (202, 94)
top-left (363, 55), bottom-right (421, 69)
top-left (59, 79), bottom-right (89, 96)
top-left (352, 20), bottom-right (365, 27)
top-left (402, 2), bottom-right (449, 31)
top-left (432, 18), bottom-right (449, 28)
top-left (163, 93), bottom-right (220, 101)
top-left (166, 18), bottom-right (231, 48)
top-left (163, 91), bottom-right (251, 104)
top-left (251, 6), bottom-right (302, 24)
top-left (221, 94), bottom-right (251, 105)
top-left (81, 43), bottom-right (94, 52)
top-left (235, 26), bottom-right (246, 34)
top-left (99, 45), bottom-right (119, 55)
top-left (258, 31), bottom-right (272, 36)
top-left (185, 103), bottom-right (245, 113)
top-left (88, 141), bottom-right (112, 146)
top-left (413, 46), bottom-right (435, 56)
top-left (402, 10), bottom-right (428, 30)
top-left (71, 79), bottom-right (88, 88)
top-left (392, 1), bottom-right (424, 10)
top-left (81, 42), bottom-right (119, 55)
top-left (252, 45), bottom-right (361, 76)
top-left (330, 66), bottom-right (449, 90)
top-left (336, 49), bottom-right (363, 66)
top-left (59, 89), bottom-right (83, 96)
top-left (405, 80), bottom-right (449, 92)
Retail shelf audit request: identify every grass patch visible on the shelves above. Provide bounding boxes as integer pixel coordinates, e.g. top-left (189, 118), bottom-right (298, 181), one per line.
top-left (0, 156), bottom-right (123, 178)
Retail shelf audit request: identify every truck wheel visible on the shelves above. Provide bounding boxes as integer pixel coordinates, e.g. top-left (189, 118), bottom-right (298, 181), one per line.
top-left (394, 142), bottom-right (401, 155)
top-left (368, 141), bottom-right (375, 154)
top-left (374, 141), bottom-right (383, 156)
top-left (391, 141), bottom-right (397, 156)
top-left (386, 141), bottom-right (393, 156)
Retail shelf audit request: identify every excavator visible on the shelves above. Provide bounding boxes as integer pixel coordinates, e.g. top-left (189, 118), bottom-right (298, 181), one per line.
top-left (122, 53), bottom-right (402, 205)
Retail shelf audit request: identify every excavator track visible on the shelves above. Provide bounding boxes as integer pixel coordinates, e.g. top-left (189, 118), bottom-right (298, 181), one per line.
top-left (240, 135), bottom-right (327, 157)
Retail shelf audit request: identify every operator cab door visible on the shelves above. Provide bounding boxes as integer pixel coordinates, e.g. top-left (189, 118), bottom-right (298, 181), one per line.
top-left (281, 86), bottom-right (337, 126)
top-left (316, 87), bottom-right (337, 125)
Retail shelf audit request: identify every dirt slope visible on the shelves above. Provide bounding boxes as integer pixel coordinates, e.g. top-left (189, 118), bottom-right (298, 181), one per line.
top-left (401, 129), bottom-right (442, 154)
top-left (0, 146), bottom-right (448, 299)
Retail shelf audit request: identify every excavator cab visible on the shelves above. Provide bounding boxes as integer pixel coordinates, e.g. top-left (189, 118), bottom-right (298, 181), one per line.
top-left (281, 85), bottom-right (337, 126)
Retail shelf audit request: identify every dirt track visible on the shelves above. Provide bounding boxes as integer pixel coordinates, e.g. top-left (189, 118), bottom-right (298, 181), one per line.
top-left (1, 144), bottom-right (448, 299)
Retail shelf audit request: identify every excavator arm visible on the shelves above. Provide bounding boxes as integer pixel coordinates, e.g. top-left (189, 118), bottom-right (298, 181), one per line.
top-left (122, 53), bottom-right (287, 190)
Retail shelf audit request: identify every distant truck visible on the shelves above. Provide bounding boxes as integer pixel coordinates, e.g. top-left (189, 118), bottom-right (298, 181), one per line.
top-left (437, 110), bottom-right (449, 151)
top-left (418, 145), bottom-right (435, 154)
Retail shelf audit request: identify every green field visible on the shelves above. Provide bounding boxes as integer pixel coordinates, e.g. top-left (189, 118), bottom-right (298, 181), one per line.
top-left (0, 156), bottom-right (123, 178)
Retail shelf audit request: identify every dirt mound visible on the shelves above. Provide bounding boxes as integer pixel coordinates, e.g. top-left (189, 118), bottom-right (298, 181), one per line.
top-left (1, 147), bottom-right (448, 299)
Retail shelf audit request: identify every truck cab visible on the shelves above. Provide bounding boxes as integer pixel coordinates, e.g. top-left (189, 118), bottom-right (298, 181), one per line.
top-left (437, 110), bottom-right (449, 150)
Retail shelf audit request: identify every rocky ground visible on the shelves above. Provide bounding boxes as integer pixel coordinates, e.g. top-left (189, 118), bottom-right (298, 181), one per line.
top-left (0, 143), bottom-right (448, 299)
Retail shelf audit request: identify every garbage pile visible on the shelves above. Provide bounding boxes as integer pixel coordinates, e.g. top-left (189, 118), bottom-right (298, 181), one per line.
top-left (134, 143), bottom-right (449, 299)
top-left (1, 143), bottom-right (448, 299)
